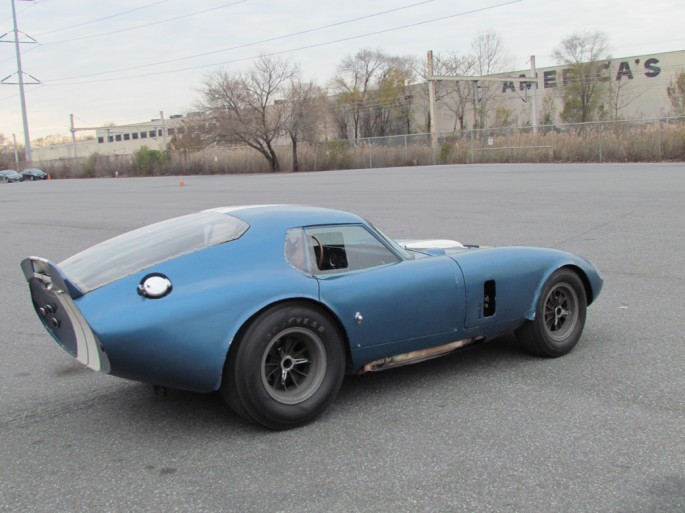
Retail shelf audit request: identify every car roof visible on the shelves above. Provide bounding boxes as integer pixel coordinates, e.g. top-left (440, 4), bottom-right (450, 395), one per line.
top-left (206, 205), bottom-right (365, 229)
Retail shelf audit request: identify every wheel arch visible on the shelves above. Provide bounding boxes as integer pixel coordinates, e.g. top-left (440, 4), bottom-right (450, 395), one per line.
top-left (564, 264), bottom-right (595, 305)
top-left (221, 297), bottom-right (353, 386)
top-left (525, 264), bottom-right (593, 321)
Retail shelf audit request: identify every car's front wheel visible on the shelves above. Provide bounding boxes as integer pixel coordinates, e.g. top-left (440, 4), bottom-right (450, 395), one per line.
top-left (221, 302), bottom-right (346, 430)
top-left (516, 268), bottom-right (587, 357)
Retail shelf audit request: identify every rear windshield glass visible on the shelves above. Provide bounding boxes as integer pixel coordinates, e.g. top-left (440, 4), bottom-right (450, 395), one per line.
top-left (61, 211), bottom-right (249, 292)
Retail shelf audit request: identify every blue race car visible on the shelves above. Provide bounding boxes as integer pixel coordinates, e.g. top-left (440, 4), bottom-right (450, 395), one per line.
top-left (22, 205), bottom-right (603, 429)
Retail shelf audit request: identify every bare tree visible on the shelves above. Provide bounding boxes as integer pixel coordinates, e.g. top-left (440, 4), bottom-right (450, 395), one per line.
top-left (667, 71), bottom-right (685, 117)
top-left (329, 49), bottom-right (415, 139)
top-left (372, 56), bottom-right (416, 136)
top-left (553, 31), bottom-right (610, 123)
top-left (539, 93), bottom-right (557, 126)
top-left (415, 34), bottom-right (509, 133)
top-left (329, 49), bottom-right (385, 139)
top-left (0, 133), bottom-right (14, 168)
top-left (433, 52), bottom-right (476, 131)
top-left (201, 55), bottom-right (298, 171)
top-left (470, 31), bottom-right (512, 129)
top-left (606, 72), bottom-right (646, 120)
top-left (283, 80), bottom-right (327, 171)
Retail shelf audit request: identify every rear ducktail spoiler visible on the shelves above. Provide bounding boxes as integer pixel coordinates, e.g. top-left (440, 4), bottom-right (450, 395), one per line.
top-left (21, 256), bottom-right (109, 373)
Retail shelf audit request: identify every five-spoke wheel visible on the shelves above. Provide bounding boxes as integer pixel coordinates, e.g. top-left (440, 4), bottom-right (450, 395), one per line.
top-left (261, 327), bottom-right (327, 405)
top-left (221, 302), bottom-right (345, 430)
top-left (517, 268), bottom-right (587, 357)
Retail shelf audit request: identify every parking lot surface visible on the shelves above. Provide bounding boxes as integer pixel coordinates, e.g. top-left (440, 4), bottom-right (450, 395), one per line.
top-left (1, 163), bottom-right (683, 512)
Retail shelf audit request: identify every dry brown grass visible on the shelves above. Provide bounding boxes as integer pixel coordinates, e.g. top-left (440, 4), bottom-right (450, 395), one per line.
top-left (39, 119), bottom-right (685, 178)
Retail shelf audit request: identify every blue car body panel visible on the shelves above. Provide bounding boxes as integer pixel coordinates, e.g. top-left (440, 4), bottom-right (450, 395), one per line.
top-left (74, 224), bottom-right (320, 391)
top-left (451, 246), bottom-right (602, 328)
top-left (22, 205), bottom-right (603, 393)
top-left (318, 255), bottom-right (465, 370)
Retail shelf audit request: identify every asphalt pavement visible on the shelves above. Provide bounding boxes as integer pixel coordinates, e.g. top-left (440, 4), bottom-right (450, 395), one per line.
top-left (1, 163), bottom-right (683, 512)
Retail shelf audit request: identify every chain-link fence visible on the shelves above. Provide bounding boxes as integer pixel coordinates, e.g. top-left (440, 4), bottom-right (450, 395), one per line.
top-left (355, 116), bottom-right (685, 167)
top-left (37, 117), bottom-right (685, 178)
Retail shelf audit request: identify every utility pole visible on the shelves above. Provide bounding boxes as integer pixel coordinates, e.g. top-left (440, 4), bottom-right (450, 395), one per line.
top-left (68, 115), bottom-right (112, 158)
top-left (0, 0), bottom-right (39, 166)
top-left (427, 49), bottom-right (539, 132)
top-left (70, 114), bottom-right (78, 159)
top-left (530, 55), bottom-right (538, 133)
top-left (160, 111), bottom-right (167, 150)
top-left (427, 51), bottom-right (437, 164)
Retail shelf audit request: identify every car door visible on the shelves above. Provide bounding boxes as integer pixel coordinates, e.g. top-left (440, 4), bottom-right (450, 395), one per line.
top-left (305, 225), bottom-right (465, 352)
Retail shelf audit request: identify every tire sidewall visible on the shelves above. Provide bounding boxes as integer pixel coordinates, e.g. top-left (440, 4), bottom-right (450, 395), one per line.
top-left (230, 303), bottom-right (345, 429)
top-left (534, 269), bottom-right (587, 356)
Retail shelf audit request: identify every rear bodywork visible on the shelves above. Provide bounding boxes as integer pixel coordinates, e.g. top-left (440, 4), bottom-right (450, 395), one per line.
top-left (22, 205), bottom-right (603, 393)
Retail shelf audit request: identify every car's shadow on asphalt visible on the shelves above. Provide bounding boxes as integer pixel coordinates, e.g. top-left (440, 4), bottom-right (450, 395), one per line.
top-left (98, 333), bottom-right (536, 435)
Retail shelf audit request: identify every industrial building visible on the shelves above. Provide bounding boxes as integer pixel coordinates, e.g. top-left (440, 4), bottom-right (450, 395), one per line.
top-left (31, 49), bottom-right (685, 164)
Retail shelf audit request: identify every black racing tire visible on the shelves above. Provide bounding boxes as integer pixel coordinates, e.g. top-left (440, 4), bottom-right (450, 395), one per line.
top-left (516, 268), bottom-right (587, 357)
top-left (221, 302), bottom-right (346, 430)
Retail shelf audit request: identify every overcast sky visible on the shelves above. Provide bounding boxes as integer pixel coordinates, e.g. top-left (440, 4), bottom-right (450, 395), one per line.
top-left (1, 0), bottom-right (684, 141)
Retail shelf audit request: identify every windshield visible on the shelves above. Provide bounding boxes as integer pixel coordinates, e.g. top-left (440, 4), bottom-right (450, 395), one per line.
top-left (61, 211), bottom-right (249, 292)
top-left (369, 223), bottom-right (414, 260)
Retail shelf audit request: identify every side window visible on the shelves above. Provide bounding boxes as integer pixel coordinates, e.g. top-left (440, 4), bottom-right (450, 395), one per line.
top-left (304, 225), bottom-right (400, 274)
top-left (285, 228), bottom-right (309, 273)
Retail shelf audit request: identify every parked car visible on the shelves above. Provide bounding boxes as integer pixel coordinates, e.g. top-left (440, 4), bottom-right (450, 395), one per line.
top-left (21, 168), bottom-right (48, 180)
top-left (0, 170), bottom-right (24, 183)
top-left (22, 205), bottom-right (603, 429)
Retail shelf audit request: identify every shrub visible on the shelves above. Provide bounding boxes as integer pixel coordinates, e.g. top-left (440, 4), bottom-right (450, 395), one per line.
top-left (134, 146), bottom-right (169, 176)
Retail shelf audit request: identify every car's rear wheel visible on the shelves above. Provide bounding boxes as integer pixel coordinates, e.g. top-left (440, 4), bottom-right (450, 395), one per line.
top-left (221, 302), bottom-right (346, 430)
top-left (516, 268), bottom-right (587, 357)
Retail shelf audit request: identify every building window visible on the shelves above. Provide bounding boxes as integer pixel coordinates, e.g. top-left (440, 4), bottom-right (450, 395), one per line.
top-left (123, 133), bottom-right (130, 141)
top-left (108, 136), bottom-right (114, 143)
top-left (168, 128), bottom-right (176, 136)
top-left (115, 134), bottom-right (122, 141)
top-left (141, 132), bottom-right (147, 139)
top-left (149, 131), bottom-right (156, 138)
top-left (98, 137), bottom-right (104, 144)
top-left (132, 133), bottom-right (139, 140)
top-left (157, 129), bottom-right (163, 137)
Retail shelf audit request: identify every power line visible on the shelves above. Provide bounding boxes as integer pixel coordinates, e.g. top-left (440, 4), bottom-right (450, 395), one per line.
top-left (0, 0), bottom-right (43, 29)
top-left (46, 0), bottom-right (524, 86)
top-left (43, 0), bottom-right (438, 82)
top-left (0, 40), bottom-right (39, 65)
top-left (40, 1), bottom-right (248, 45)
top-left (35, 0), bottom-right (171, 36)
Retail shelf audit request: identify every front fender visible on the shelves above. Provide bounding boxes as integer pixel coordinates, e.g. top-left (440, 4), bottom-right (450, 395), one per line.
top-left (525, 260), bottom-right (603, 321)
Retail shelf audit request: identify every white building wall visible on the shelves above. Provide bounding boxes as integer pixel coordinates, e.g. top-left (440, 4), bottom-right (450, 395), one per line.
top-left (32, 117), bottom-right (192, 162)
top-left (432, 49), bottom-right (685, 131)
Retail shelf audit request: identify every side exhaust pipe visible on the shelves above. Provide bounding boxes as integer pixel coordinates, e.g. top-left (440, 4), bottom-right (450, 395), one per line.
top-left (360, 337), bottom-right (485, 374)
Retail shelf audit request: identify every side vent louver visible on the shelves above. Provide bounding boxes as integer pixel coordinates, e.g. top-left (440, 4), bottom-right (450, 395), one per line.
top-left (483, 280), bottom-right (496, 317)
